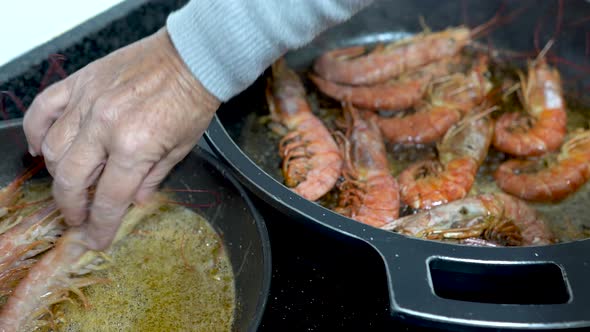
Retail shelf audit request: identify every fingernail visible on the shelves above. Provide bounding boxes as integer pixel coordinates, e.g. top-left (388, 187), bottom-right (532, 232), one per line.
top-left (28, 146), bottom-right (37, 157)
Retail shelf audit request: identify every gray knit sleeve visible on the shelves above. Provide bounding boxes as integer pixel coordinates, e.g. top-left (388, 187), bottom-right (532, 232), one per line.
top-left (166, 0), bottom-right (373, 102)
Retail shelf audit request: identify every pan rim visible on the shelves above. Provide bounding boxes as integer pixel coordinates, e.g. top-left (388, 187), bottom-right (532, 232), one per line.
top-left (194, 144), bottom-right (272, 332)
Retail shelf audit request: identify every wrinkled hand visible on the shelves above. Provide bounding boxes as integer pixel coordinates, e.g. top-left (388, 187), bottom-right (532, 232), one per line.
top-left (23, 27), bottom-right (220, 250)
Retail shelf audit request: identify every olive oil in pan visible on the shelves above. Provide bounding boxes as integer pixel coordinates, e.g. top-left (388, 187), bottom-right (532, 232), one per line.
top-left (58, 204), bottom-right (235, 331)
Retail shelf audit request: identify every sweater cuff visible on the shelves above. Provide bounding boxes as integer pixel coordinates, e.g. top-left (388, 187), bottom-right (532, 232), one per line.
top-left (166, 0), bottom-right (372, 102)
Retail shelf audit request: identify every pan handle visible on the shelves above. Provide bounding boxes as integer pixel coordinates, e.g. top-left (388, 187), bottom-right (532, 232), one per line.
top-left (369, 235), bottom-right (590, 330)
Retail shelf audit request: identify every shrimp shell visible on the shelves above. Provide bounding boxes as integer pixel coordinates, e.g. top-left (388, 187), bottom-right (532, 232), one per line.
top-left (493, 58), bottom-right (567, 157)
top-left (381, 193), bottom-right (555, 246)
top-left (494, 129), bottom-right (590, 202)
top-left (378, 55), bottom-right (492, 144)
top-left (0, 197), bottom-right (164, 331)
top-left (267, 58), bottom-right (343, 201)
top-left (0, 203), bottom-right (64, 298)
top-left (0, 161), bottom-right (45, 219)
top-left (334, 105), bottom-right (400, 227)
top-left (313, 27), bottom-right (470, 85)
top-left (398, 111), bottom-right (494, 210)
top-left (377, 105), bottom-right (462, 144)
top-left (309, 57), bottom-right (458, 111)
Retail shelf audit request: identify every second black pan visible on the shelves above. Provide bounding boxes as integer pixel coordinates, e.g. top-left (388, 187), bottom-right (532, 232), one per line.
top-left (205, 0), bottom-right (590, 330)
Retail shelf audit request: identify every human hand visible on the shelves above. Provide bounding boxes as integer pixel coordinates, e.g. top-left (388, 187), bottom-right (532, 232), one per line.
top-left (23, 27), bottom-right (220, 250)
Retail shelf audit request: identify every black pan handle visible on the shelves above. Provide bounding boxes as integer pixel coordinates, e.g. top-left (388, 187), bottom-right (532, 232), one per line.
top-left (367, 233), bottom-right (590, 330)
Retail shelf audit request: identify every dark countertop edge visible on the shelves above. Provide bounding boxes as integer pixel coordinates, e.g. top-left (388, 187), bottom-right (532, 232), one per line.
top-left (0, 0), bottom-right (156, 83)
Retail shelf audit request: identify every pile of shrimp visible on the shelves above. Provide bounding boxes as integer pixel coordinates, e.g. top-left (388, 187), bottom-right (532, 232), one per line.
top-left (0, 162), bottom-right (177, 332)
top-left (265, 25), bottom-right (590, 248)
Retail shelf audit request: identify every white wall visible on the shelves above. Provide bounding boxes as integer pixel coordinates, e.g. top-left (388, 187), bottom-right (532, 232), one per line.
top-left (0, 0), bottom-right (125, 66)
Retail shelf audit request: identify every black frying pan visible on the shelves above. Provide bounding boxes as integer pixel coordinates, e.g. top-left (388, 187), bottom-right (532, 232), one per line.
top-left (205, 0), bottom-right (590, 330)
top-left (0, 119), bottom-right (271, 332)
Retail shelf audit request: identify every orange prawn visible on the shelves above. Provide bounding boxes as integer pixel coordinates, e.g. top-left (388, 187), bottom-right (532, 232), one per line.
top-left (380, 192), bottom-right (555, 246)
top-left (0, 197), bottom-right (163, 331)
top-left (313, 27), bottom-right (471, 85)
top-left (495, 129), bottom-right (590, 202)
top-left (0, 231), bottom-right (92, 332)
top-left (398, 109), bottom-right (494, 210)
top-left (0, 202), bottom-right (64, 299)
top-left (333, 104), bottom-right (400, 227)
top-left (309, 57), bottom-right (459, 111)
top-left (493, 44), bottom-right (567, 157)
top-left (0, 160), bottom-right (45, 219)
top-left (377, 55), bottom-right (492, 144)
top-left (266, 58), bottom-right (343, 201)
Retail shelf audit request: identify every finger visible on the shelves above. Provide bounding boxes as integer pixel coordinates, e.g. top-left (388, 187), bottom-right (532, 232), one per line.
top-left (86, 154), bottom-right (153, 250)
top-left (40, 106), bottom-right (84, 176)
top-left (52, 128), bottom-right (106, 227)
top-left (135, 144), bottom-right (194, 203)
top-left (23, 78), bottom-right (73, 156)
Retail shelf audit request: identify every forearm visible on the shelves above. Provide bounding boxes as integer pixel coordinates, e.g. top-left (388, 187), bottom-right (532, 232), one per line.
top-left (166, 0), bottom-right (373, 102)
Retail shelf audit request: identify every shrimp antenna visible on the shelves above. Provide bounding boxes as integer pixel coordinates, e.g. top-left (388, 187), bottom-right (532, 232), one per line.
top-left (160, 188), bottom-right (222, 208)
top-left (333, 130), bottom-right (357, 181)
top-left (39, 54), bottom-right (68, 92)
top-left (448, 105), bottom-right (498, 138)
top-left (470, 12), bottom-right (501, 39)
top-left (475, 105), bottom-right (499, 119)
top-left (561, 129), bottom-right (590, 159)
top-left (536, 38), bottom-right (555, 63)
top-left (501, 82), bottom-right (521, 101)
top-left (470, 2), bottom-right (531, 40)
top-left (418, 16), bottom-right (431, 34)
top-left (341, 101), bottom-right (358, 137)
top-left (0, 91), bottom-right (27, 115)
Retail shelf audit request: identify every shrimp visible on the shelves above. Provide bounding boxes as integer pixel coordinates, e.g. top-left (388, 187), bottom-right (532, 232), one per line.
top-left (0, 196), bottom-right (163, 332)
top-left (333, 104), bottom-right (400, 227)
top-left (0, 161), bottom-right (45, 219)
top-left (0, 231), bottom-right (92, 332)
top-left (494, 129), bottom-right (590, 202)
top-left (380, 192), bottom-right (555, 246)
top-left (492, 51), bottom-right (567, 157)
top-left (377, 55), bottom-right (492, 144)
top-left (309, 57), bottom-right (458, 111)
top-left (266, 58), bottom-right (343, 201)
top-left (313, 26), bottom-right (470, 85)
top-left (398, 109), bottom-right (494, 210)
top-left (0, 202), bottom-right (64, 298)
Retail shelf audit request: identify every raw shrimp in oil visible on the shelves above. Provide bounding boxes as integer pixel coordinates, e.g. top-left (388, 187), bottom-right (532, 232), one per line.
top-left (398, 108), bottom-right (494, 210)
top-left (495, 129), bottom-right (590, 202)
top-left (313, 27), bottom-right (471, 85)
top-left (381, 192), bottom-right (555, 246)
top-left (309, 57), bottom-right (459, 111)
top-left (333, 104), bottom-right (400, 227)
top-left (266, 58), bottom-right (343, 201)
top-left (493, 48), bottom-right (567, 157)
top-left (377, 55), bottom-right (492, 144)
